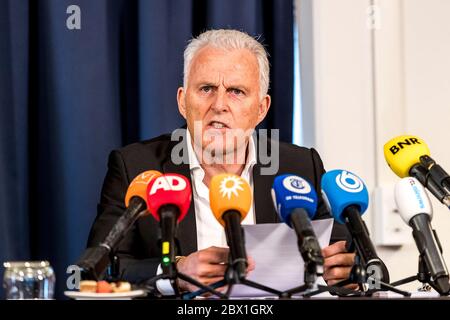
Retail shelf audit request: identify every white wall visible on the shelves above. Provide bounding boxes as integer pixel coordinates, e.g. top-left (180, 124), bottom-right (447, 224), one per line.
top-left (297, 0), bottom-right (450, 291)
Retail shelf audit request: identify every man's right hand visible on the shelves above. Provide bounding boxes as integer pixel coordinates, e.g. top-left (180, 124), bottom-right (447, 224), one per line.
top-left (176, 246), bottom-right (255, 292)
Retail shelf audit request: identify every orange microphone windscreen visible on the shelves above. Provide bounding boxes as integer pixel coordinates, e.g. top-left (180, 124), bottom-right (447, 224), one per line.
top-left (209, 174), bottom-right (252, 226)
top-left (125, 170), bottom-right (162, 208)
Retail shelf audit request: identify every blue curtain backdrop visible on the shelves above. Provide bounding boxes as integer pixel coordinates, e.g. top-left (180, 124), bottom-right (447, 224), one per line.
top-left (0, 0), bottom-right (293, 297)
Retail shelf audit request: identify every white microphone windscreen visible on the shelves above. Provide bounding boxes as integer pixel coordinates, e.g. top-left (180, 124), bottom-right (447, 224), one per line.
top-left (394, 177), bottom-right (433, 224)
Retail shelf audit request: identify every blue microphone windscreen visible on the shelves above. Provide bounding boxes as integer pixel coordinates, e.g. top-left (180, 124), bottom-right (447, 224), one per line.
top-left (321, 169), bottom-right (369, 224)
top-left (271, 174), bottom-right (318, 226)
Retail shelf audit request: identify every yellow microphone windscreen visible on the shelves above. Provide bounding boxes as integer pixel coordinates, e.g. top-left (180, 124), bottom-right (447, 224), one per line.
top-left (383, 135), bottom-right (430, 178)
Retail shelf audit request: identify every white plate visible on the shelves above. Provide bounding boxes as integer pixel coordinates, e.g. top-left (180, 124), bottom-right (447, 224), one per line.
top-left (64, 289), bottom-right (147, 300)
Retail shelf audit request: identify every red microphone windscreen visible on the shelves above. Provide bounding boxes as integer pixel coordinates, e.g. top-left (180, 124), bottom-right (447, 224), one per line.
top-left (146, 173), bottom-right (192, 222)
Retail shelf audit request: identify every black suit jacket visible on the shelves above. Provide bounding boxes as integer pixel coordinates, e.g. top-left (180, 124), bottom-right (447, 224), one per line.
top-left (87, 131), bottom-right (349, 282)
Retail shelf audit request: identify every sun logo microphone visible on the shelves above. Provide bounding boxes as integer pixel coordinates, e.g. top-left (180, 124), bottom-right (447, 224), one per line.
top-left (209, 174), bottom-right (252, 280)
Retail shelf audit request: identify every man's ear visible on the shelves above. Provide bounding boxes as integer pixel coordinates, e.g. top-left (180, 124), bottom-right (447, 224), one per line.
top-left (256, 95), bottom-right (271, 125)
top-left (177, 87), bottom-right (187, 119)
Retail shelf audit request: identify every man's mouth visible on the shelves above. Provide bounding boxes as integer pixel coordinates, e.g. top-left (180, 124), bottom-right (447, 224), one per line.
top-left (207, 121), bottom-right (230, 130)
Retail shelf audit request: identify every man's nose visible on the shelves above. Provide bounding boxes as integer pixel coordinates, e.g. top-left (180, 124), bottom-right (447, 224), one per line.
top-left (211, 89), bottom-right (229, 113)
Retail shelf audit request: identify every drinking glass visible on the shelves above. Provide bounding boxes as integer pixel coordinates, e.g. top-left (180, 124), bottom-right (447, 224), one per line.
top-left (3, 261), bottom-right (55, 299)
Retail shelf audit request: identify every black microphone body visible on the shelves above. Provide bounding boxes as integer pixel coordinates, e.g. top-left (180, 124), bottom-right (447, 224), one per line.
top-left (343, 205), bottom-right (390, 283)
top-left (409, 213), bottom-right (450, 294)
top-left (76, 246), bottom-right (111, 281)
top-left (159, 204), bottom-right (179, 275)
top-left (76, 196), bottom-right (147, 280)
top-left (289, 208), bottom-right (324, 269)
top-left (222, 210), bottom-right (248, 280)
top-left (421, 155), bottom-right (450, 193)
top-left (103, 197), bottom-right (147, 249)
top-left (410, 164), bottom-right (450, 207)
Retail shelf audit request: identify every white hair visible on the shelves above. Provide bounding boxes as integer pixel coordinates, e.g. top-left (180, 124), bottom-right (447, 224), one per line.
top-left (183, 29), bottom-right (270, 99)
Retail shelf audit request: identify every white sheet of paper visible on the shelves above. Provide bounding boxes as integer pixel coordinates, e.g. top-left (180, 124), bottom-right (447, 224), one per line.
top-left (229, 218), bottom-right (334, 298)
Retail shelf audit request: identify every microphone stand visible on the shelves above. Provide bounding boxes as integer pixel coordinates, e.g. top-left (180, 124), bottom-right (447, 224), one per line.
top-left (281, 259), bottom-right (321, 297)
top-left (182, 213), bottom-right (284, 300)
top-left (296, 256), bottom-right (375, 298)
top-left (390, 255), bottom-right (450, 296)
top-left (302, 248), bottom-right (411, 298)
top-left (104, 252), bottom-right (121, 282)
top-left (280, 244), bottom-right (354, 298)
top-left (142, 237), bottom-right (228, 299)
top-left (182, 250), bottom-right (284, 300)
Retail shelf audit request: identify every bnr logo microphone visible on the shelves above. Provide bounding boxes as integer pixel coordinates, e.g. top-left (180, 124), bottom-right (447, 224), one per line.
top-left (336, 171), bottom-right (363, 193)
top-left (389, 137), bottom-right (421, 155)
top-left (283, 176), bottom-right (311, 194)
top-left (149, 175), bottom-right (187, 195)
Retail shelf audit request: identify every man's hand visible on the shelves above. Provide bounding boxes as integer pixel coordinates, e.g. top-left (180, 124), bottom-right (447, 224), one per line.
top-left (176, 246), bottom-right (255, 292)
top-left (322, 241), bottom-right (357, 289)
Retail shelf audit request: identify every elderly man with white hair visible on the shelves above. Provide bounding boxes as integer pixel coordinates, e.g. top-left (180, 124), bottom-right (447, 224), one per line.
top-left (87, 29), bottom-right (355, 295)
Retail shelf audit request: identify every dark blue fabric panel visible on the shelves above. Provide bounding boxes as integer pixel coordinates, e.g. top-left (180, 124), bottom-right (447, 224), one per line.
top-left (0, 0), bottom-right (31, 291)
top-left (137, 0), bottom-right (190, 139)
top-left (0, 0), bottom-right (294, 298)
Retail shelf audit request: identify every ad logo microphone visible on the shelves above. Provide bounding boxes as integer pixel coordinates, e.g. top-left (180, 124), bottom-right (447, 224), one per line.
top-left (395, 177), bottom-right (450, 295)
top-left (146, 174), bottom-right (192, 271)
top-left (147, 174), bottom-right (191, 223)
top-left (210, 174), bottom-right (252, 280)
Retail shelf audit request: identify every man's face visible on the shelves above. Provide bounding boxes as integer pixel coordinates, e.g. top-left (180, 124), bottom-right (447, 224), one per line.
top-left (177, 46), bottom-right (270, 160)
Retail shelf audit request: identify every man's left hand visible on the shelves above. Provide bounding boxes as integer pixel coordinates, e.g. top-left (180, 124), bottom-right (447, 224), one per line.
top-left (322, 240), bottom-right (358, 289)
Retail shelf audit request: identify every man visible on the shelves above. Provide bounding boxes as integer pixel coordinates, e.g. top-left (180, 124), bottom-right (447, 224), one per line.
top-left (87, 29), bottom-right (355, 294)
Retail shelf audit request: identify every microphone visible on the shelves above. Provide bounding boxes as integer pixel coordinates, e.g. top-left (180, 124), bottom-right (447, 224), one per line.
top-left (321, 169), bottom-right (390, 283)
top-left (209, 174), bottom-right (252, 280)
top-left (146, 173), bottom-right (192, 274)
top-left (76, 170), bottom-right (162, 280)
top-left (271, 174), bottom-right (324, 282)
top-left (394, 177), bottom-right (450, 294)
top-left (384, 135), bottom-right (450, 208)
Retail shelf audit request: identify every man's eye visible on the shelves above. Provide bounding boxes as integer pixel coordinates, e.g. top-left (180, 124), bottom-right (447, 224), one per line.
top-left (201, 86), bottom-right (212, 93)
top-left (230, 88), bottom-right (244, 96)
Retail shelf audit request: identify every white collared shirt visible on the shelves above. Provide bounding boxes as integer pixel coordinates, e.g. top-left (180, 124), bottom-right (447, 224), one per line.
top-left (156, 129), bottom-right (257, 295)
top-left (186, 129), bottom-right (257, 250)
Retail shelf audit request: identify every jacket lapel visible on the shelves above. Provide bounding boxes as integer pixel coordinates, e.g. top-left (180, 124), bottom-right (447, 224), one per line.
top-left (162, 133), bottom-right (198, 255)
top-left (252, 132), bottom-right (280, 224)
top-left (253, 163), bottom-right (279, 224)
